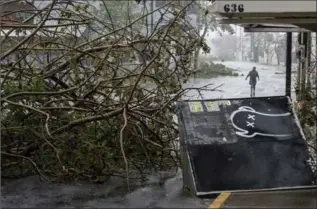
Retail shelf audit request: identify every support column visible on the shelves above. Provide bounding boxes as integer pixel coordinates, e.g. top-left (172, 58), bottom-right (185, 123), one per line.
top-left (300, 32), bottom-right (308, 99)
top-left (314, 33), bottom-right (317, 94)
top-left (306, 32), bottom-right (312, 89)
top-left (315, 32), bottom-right (317, 147)
top-left (296, 33), bottom-right (302, 90)
top-left (285, 32), bottom-right (292, 97)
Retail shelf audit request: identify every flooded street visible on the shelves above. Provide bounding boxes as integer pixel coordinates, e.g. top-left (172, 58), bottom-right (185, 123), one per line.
top-left (184, 61), bottom-right (290, 99)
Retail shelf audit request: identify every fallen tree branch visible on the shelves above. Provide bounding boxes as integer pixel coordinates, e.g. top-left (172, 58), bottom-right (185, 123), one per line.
top-left (1, 151), bottom-right (51, 183)
top-left (119, 107), bottom-right (130, 191)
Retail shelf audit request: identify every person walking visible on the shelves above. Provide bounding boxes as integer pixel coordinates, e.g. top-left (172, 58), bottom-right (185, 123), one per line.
top-left (245, 66), bottom-right (260, 97)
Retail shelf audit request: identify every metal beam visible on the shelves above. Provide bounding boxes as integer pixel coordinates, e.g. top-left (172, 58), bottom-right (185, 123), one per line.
top-left (244, 27), bottom-right (309, 32)
top-left (285, 32), bottom-right (292, 97)
top-left (219, 18), bottom-right (316, 24)
top-left (294, 24), bottom-right (317, 32)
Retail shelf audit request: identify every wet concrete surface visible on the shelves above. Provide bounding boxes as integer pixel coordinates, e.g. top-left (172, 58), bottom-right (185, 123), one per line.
top-left (222, 188), bottom-right (317, 208)
top-left (1, 170), bottom-right (212, 208)
top-left (3, 173), bottom-right (314, 208)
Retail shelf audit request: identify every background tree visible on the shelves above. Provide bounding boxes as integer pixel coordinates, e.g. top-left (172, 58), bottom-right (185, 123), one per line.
top-left (193, 0), bottom-right (234, 70)
top-left (211, 34), bottom-right (238, 61)
top-left (272, 33), bottom-right (286, 66)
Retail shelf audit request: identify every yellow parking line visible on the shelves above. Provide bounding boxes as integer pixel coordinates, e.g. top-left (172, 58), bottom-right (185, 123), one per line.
top-left (208, 192), bottom-right (231, 208)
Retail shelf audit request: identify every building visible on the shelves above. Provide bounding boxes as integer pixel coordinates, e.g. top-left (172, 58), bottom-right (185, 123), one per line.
top-left (0, 0), bottom-right (35, 26)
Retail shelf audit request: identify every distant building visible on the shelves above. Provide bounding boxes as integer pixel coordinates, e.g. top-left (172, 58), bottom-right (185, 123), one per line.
top-left (0, 0), bottom-right (35, 26)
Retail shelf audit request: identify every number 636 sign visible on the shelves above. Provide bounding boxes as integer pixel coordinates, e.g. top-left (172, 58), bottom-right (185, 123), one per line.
top-left (224, 4), bottom-right (244, 13)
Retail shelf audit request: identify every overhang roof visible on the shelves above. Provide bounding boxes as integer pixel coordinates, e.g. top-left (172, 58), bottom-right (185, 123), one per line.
top-left (241, 24), bottom-right (310, 33)
top-left (209, 1), bottom-right (317, 32)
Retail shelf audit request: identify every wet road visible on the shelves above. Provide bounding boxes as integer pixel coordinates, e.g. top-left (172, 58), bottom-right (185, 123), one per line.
top-left (183, 61), bottom-right (294, 99)
top-left (2, 172), bottom-right (315, 208)
top-left (1, 171), bottom-right (212, 208)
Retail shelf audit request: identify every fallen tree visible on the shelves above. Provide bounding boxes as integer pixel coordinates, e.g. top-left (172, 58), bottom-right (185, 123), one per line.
top-left (192, 61), bottom-right (239, 78)
top-left (0, 0), bottom-right (218, 185)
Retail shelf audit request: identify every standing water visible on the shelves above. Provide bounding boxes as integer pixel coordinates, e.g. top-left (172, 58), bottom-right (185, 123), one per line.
top-left (183, 61), bottom-right (287, 100)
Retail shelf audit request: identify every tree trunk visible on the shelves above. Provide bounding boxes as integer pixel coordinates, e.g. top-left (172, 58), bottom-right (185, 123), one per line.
top-left (274, 48), bottom-right (280, 66)
top-left (193, 50), bottom-right (199, 71)
top-left (193, 24), bottom-right (208, 71)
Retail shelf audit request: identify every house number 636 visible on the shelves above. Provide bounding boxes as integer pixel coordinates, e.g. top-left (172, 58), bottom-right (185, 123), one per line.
top-left (224, 4), bottom-right (244, 13)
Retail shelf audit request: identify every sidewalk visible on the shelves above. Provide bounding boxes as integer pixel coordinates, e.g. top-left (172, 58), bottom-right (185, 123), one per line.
top-left (208, 188), bottom-right (316, 208)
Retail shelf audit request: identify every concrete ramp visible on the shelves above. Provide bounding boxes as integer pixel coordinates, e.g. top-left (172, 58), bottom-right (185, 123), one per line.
top-left (177, 96), bottom-right (316, 196)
